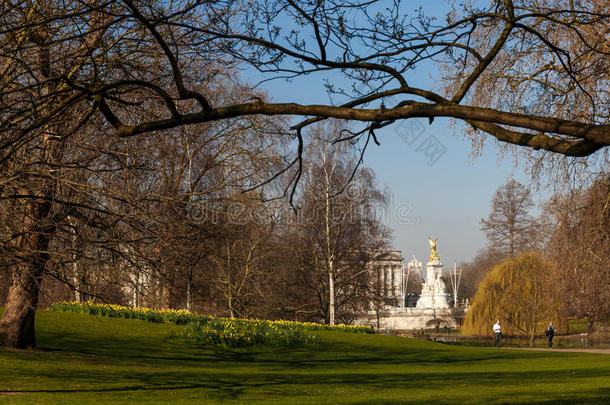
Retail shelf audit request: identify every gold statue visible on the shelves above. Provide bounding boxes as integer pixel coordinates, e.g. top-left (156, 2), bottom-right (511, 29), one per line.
top-left (428, 237), bottom-right (440, 262)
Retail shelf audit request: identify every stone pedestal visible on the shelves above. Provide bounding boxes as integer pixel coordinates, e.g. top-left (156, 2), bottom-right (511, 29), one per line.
top-left (357, 307), bottom-right (456, 330)
top-left (415, 260), bottom-right (450, 309)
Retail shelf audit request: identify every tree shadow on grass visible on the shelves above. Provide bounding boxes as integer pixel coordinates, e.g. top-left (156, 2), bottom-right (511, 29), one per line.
top-left (20, 313), bottom-right (610, 403)
top-left (35, 311), bottom-right (572, 369)
top-left (4, 360), bottom-right (610, 403)
top-left (347, 387), bottom-right (610, 405)
top-left (39, 326), bottom-right (563, 371)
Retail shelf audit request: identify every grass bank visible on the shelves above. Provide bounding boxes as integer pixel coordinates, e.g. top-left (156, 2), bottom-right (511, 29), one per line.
top-left (1, 310), bottom-right (609, 404)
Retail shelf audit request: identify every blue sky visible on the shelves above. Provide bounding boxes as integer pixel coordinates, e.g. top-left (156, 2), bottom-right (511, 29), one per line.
top-left (251, 78), bottom-right (536, 264)
top-left (240, 0), bottom-right (546, 265)
top-left (362, 117), bottom-right (532, 265)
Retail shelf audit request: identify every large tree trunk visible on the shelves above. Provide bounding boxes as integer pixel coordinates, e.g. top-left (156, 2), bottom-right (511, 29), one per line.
top-left (0, 211), bottom-right (51, 349)
top-left (0, 263), bottom-right (45, 349)
top-left (0, 185), bottom-right (54, 349)
top-left (0, 2), bottom-right (108, 350)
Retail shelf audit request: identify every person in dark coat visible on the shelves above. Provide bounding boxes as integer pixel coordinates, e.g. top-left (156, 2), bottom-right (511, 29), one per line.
top-left (545, 322), bottom-right (555, 348)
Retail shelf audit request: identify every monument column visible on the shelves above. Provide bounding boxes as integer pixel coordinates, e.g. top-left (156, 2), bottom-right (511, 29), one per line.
top-left (396, 265), bottom-right (403, 301)
top-left (383, 265), bottom-right (392, 298)
top-left (383, 265), bottom-right (388, 297)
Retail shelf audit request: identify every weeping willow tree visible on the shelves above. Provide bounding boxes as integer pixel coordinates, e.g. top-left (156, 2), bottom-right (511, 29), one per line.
top-left (462, 252), bottom-right (565, 346)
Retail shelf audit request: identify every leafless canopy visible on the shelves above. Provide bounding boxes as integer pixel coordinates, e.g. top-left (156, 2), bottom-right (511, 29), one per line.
top-left (481, 179), bottom-right (537, 258)
top-left (2, 0), bottom-right (608, 169)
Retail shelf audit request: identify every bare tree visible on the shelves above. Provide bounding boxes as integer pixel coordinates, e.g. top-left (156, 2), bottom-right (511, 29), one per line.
top-left (207, 193), bottom-right (277, 319)
top-left (291, 123), bottom-right (390, 325)
top-left (545, 175), bottom-right (610, 331)
top-left (458, 249), bottom-right (504, 301)
top-left (90, 1), bottom-right (609, 157)
top-left (0, 27), bottom-right (284, 349)
top-left (2, 2), bottom-right (607, 168)
top-left (481, 179), bottom-right (537, 258)
top-left (442, 0), bottom-right (609, 181)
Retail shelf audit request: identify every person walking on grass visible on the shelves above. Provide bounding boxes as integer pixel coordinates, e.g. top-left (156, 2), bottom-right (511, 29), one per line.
top-left (545, 322), bottom-right (555, 348)
top-left (493, 320), bottom-right (502, 347)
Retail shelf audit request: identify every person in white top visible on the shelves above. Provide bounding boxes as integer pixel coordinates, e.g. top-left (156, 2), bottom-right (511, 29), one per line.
top-left (493, 320), bottom-right (502, 347)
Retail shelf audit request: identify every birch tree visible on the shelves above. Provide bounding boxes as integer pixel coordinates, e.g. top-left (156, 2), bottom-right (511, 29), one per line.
top-left (294, 123), bottom-right (389, 325)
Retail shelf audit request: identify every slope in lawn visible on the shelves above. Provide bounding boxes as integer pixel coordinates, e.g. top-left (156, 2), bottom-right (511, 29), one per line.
top-left (1, 310), bottom-right (609, 404)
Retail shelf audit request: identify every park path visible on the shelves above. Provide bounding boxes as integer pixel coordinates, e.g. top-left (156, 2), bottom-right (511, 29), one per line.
top-left (502, 347), bottom-right (610, 354)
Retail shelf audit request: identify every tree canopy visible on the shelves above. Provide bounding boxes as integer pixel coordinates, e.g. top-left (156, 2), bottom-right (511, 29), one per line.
top-left (2, 1), bottom-right (608, 167)
top-left (544, 175), bottom-right (610, 329)
top-left (481, 179), bottom-right (537, 258)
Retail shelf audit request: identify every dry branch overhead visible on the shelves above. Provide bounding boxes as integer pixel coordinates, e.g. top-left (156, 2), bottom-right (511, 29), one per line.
top-left (1, 0), bottom-right (608, 160)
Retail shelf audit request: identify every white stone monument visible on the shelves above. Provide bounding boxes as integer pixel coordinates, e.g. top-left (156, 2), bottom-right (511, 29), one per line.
top-left (415, 259), bottom-right (450, 309)
top-left (415, 238), bottom-right (450, 309)
top-left (354, 239), bottom-right (461, 331)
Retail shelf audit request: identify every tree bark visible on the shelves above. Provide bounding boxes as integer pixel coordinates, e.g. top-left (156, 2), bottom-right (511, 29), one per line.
top-left (328, 265), bottom-right (335, 326)
top-left (109, 101), bottom-right (610, 156)
top-left (0, 263), bottom-right (45, 349)
top-left (0, 207), bottom-right (51, 349)
top-left (0, 117), bottom-right (60, 348)
top-left (0, 3), bottom-right (109, 350)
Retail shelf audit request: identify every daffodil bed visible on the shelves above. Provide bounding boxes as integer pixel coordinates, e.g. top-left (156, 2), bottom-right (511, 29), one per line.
top-left (181, 320), bottom-right (320, 347)
top-left (51, 301), bottom-right (372, 347)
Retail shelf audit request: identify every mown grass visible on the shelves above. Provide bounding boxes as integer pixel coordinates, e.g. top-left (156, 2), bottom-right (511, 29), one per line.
top-left (1, 310), bottom-right (609, 404)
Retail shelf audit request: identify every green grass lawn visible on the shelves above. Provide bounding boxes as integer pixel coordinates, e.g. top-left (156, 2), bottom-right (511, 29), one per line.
top-left (1, 310), bottom-right (609, 404)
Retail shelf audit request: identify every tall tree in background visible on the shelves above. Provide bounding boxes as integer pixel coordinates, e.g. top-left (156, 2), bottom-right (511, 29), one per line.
top-left (545, 176), bottom-right (610, 331)
top-left (208, 193), bottom-right (278, 319)
top-left (481, 179), bottom-right (537, 258)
